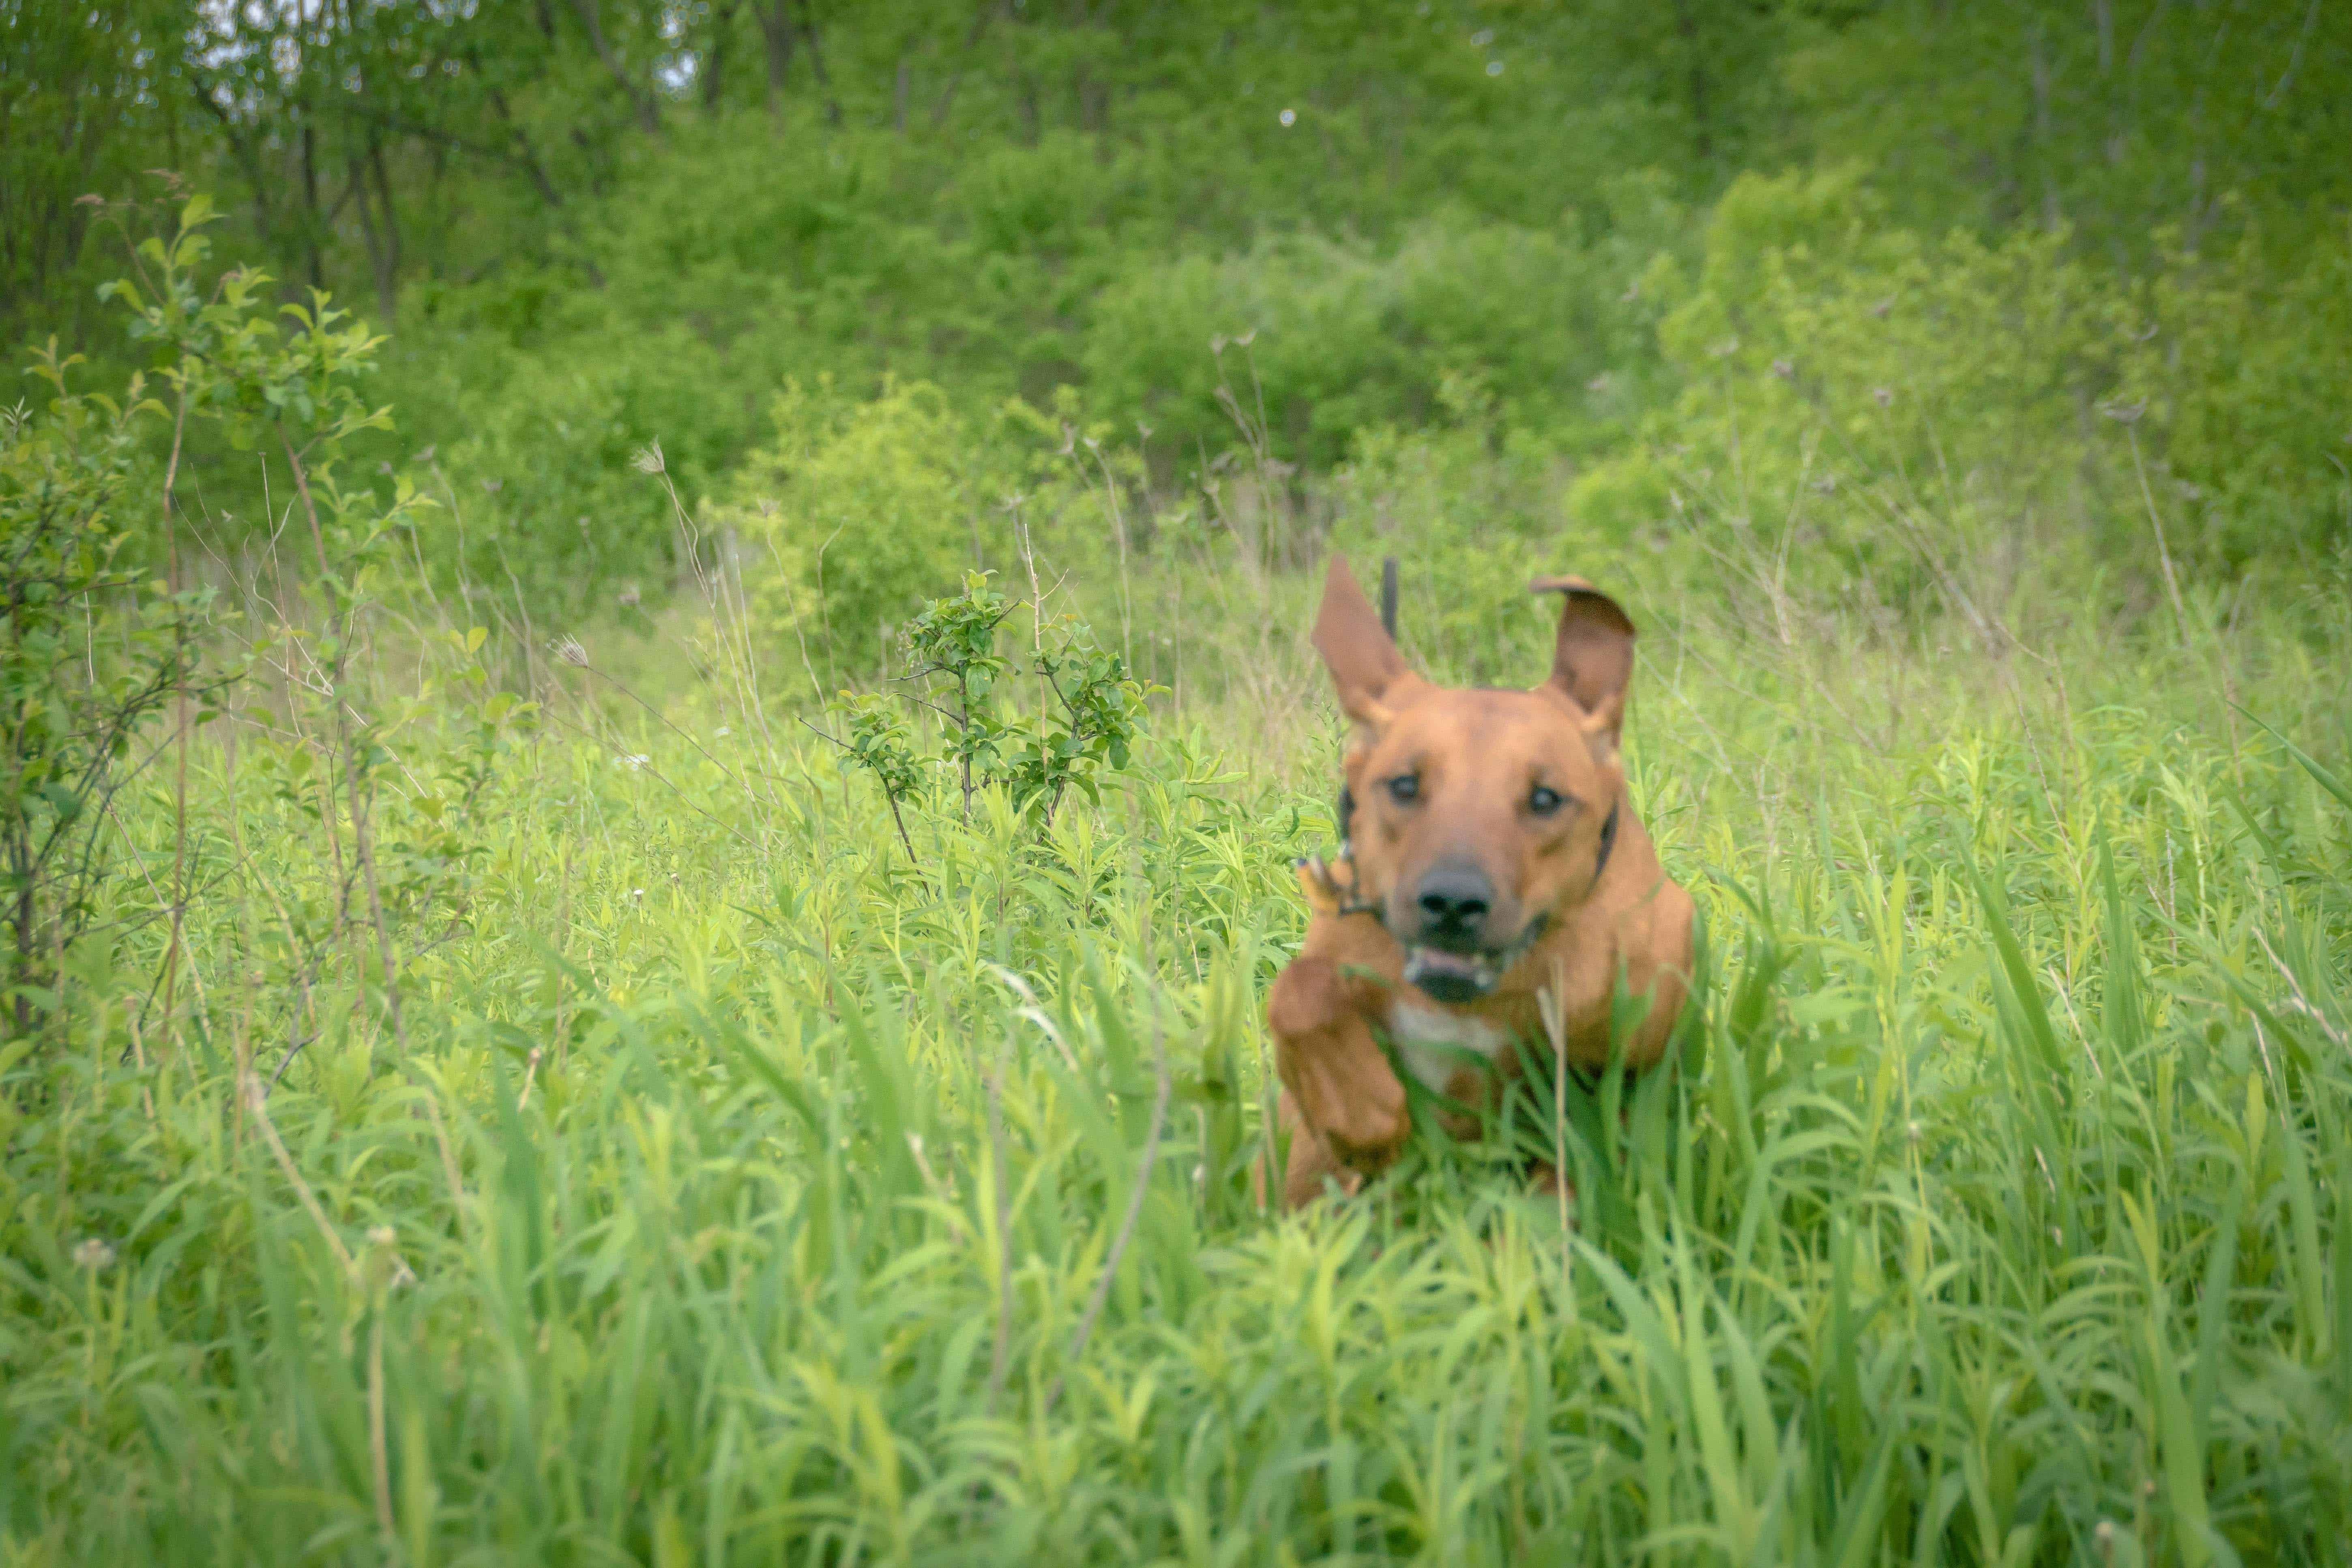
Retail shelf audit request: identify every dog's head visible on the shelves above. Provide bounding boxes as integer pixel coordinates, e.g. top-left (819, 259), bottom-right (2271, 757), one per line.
top-left (1313, 555), bottom-right (1636, 1004)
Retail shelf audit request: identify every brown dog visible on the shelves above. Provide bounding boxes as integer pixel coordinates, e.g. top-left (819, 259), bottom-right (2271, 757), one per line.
top-left (1266, 556), bottom-right (1695, 1210)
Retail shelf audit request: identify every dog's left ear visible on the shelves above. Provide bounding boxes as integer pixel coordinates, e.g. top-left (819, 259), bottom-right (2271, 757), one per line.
top-left (1531, 575), bottom-right (1635, 746)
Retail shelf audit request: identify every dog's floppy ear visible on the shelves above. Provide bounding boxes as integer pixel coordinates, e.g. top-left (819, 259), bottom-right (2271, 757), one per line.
top-left (1531, 575), bottom-right (1635, 743)
top-left (1314, 554), bottom-right (1420, 726)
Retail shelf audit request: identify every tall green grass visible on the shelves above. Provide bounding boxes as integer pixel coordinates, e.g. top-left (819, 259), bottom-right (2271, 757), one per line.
top-left (3, 567), bottom-right (2349, 1565)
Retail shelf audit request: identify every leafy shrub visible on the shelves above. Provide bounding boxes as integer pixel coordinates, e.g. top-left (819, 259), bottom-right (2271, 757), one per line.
top-left (1559, 162), bottom-right (2352, 615)
top-left (1083, 212), bottom-right (1656, 474)
top-left (1786, 0), bottom-right (2352, 269)
top-left (0, 350), bottom-right (223, 1030)
top-left (2, 193), bottom-right (427, 1035)
top-left (835, 570), bottom-right (1152, 843)
top-left (396, 313), bottom-right (763, 619)
top-left (957, 132), bottom-right (1129, 257)
top-left (1567, 167), bottom-right (2149, 616)
top-left (723, 379), bottom-right (1004, 678)
top-left (2120, 230), bottom-right (2352, 571)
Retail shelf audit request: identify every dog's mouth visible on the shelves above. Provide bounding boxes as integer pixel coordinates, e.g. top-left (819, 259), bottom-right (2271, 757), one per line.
top-left (1400, 916), bottom-right (1549, 1004)
top-left (1401, 946), bottom-right (1507, 1003)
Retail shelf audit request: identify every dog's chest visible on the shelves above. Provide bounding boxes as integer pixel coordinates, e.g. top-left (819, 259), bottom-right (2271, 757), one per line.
top-left (1384, 997), bottom-right (1513, 1093)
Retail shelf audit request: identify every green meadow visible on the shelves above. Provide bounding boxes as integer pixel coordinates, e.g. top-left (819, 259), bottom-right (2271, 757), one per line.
top-left (5, 2), bottom-right (2351, 1562)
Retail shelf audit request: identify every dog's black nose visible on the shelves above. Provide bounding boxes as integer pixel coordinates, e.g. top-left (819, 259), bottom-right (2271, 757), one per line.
top-left (1414, 863), bottom-right (1493, 935)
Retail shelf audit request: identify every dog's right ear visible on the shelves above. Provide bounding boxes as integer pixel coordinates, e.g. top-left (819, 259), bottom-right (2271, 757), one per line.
top-left (1313, 554), bottom-right (1422, 726)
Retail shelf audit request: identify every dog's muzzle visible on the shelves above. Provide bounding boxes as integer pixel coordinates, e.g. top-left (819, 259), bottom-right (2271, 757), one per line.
top-left (1401, 916), bottom-right (1549, 1003)
top-left (1300, 799), bottom-right (1618, 1002)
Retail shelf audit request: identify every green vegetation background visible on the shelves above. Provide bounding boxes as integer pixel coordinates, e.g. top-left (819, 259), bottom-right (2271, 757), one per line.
top-left (4, 2), bottom-right (2351, 1563)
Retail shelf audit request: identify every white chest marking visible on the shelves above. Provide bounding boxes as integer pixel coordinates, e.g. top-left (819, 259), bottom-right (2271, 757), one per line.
top-left (1385, 997), bottom-right (1512, 1093)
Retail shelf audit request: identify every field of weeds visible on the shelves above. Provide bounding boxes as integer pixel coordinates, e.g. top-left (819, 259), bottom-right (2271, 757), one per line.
top-left (6, 545), bottom-right (2348, 1563)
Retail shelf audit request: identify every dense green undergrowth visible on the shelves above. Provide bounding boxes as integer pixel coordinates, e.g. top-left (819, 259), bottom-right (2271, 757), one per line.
top-left (3, 547), bottom-right (2349, 1562)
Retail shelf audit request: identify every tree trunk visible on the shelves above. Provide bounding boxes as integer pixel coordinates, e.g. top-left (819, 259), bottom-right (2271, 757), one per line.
top-left (487, 83), bottom-right (566, 206)
top-left (300, 119), bottom-right (325, 288)
top-left (796, 0), bottom-right (842, 125)
top-left (1016, 69), bottom-right (1040, 143)
top-left (367, 128), bottom-right (403, 314)
top-left (1669, 0), bottom-right (1713, 163)
top-left (349, 149), bottom-right (397, 323)
top-left (704, 1), bottom-right (739, 111)
top-left (757, 2), bottom-right (796, 113)
top-left (186, 62), bottom-right (275, 251)
top-left (930, 1), bottom-right (1002, 129)
top-left (570, 0), bottom-right (663, 135)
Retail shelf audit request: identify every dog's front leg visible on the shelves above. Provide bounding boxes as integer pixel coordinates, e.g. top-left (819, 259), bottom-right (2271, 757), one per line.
top-left (1267, 955), bottom-right (1408, 1208)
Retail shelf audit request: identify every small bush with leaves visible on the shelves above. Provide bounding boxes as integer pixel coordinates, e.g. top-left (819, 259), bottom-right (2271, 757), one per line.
top-left (730, 380), bottom-right (1004, 679)
top-left (0, 349), bottom-right (230, 1031)
top-left (838, 570), bottom-right (1154, 847)
top-left (1011, 611), bottom-right (1151, 821)
top-left (86, 194), bottom-right (446, 1055)
top-left (901, 569), bottom-right (1020, 822)
top-left (838, 690), bottom-right (923, 861)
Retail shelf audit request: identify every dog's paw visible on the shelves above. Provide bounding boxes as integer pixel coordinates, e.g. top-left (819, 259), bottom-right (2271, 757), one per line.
top-left (1281, 1036), bottom-right (1408, 1154)
top-left (1317, 1059), bottom-right (1408, 1157)
top-left (1270, 959), bottom-right (1410, 1156)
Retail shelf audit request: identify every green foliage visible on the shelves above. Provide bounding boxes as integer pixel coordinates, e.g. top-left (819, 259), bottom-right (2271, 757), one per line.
top-left (1323, 376), bottom-right (1568, 682)
top-left (2120, 231), bottom-right (2352, 571)
top-left (99, 195), bottom-right (427, 621)
top-left (20, 3), bottom-right (2339, 616)
top-left (0, 2), bottom-right (187, 348)
top-left (1787, 1), bottom-right (2352, 266)
top-left (731, 381), bottom-right (1003, 678)
top-left (901, 568), bottom-right (1020, 820)
top-left (0, 349), bottom-right (215, 1026)
top-left (1019, 610), bottom-right (1152, 813)
top-left (1563, 165), bottom-right (2351, 613)
top-left (382, 627), bottom-right (543, 927)
top-left (0, 196), bottom-right (311, 1032)
top-left (839, 570), bottom-right (1154, 836)
top-left (5, 568), bottom-right (2351, 1560)
top-left (838, 689), bottom-right (924, 862)
top-left (1084, 197), bottom-right (1678, 473)
top-left (840, 690), bottom-right (923, 804)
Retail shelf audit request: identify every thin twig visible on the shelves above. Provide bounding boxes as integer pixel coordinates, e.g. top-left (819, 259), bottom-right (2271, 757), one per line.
top-left (245, 1072), bottom-right (359, 1280)
top-left (575, 658), bottom-right (764, 804)
top-left (798, 717), bottom-right (918, 865)
top-left (159, 378), bottom-right (193, 1039)
top-left (1542, 963), bottom-right (1575, 1266)
top-left (2126, 426), bottom-right (2192, 645)
top-left (367, 1287), bottom-right (393, 1538)
top-left (101, 795), bottom-right (210, 1041)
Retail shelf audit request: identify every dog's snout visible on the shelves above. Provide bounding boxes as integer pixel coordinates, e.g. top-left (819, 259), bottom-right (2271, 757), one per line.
top-left (1414, 862), bottom-right (1494, 937)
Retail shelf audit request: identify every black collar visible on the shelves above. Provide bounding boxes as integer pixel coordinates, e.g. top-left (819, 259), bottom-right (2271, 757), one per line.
top-left (1592, 796), bottom-right (1621, 886)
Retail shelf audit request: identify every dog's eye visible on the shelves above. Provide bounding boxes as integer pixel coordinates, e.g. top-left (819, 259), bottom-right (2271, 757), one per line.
top-left (1528, 785), bottom-right (1565, 817)
top-left (1385, 774), bottom-right (1421, 804)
